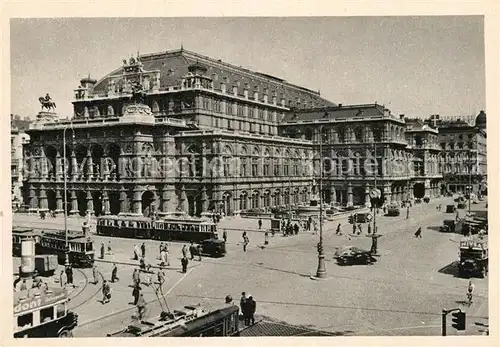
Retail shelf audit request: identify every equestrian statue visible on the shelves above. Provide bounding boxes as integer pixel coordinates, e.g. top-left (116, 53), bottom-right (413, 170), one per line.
top-left (39, 93), bottom-right (57, 112)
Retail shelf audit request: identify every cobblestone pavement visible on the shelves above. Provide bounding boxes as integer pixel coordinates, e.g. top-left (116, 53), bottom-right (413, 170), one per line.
top-left (12, 197), bottom-right (489, 336)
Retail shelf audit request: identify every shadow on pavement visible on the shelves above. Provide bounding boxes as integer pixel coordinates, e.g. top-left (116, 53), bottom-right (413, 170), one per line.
top-left (438, 261), bottom-right (459, 277)
top-left (251, 263), bottom-right (311, 278)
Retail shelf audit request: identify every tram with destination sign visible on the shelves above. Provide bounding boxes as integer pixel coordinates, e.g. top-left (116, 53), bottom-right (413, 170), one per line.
top-left (96, 215), bottom-right (217, 243)
top-left (12, 228), bottom-right (95, 268)
top-left (13, 287), bottom-right (78, 338)
top-left (458, 236), bottom-right (488, 278)
top-left (107, 304), bottom-right (239, 337)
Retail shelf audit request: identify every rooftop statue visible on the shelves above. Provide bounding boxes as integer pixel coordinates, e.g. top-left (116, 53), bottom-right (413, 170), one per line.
top-left (38, 93), bottom-right (56, 112)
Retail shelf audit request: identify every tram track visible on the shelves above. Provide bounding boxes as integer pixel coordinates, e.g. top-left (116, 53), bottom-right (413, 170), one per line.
top-left (68, 269), bottom-right (104, 311)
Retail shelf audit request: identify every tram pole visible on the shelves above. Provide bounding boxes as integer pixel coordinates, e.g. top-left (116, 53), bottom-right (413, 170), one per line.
top-left (315, 125), bottom-right (327, 279)
top-left (63, 124), bottom-right (75, 266)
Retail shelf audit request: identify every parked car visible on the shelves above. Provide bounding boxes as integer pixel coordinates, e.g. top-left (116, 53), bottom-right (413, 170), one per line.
top-left (192, 239), bottom-right (226, 257)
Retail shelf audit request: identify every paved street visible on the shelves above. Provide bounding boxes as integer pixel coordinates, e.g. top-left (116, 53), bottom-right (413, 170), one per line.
top-left (12, 197), bottom-right (488, 336)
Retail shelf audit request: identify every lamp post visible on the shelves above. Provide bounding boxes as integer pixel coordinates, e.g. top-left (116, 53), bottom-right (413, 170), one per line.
top-left (315, 125), bottom-right (327, 279)
top-left (63, 124), bottom-right (75, 266)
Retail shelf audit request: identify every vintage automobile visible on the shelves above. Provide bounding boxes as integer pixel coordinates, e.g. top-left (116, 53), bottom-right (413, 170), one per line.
top-left (386, 203), bottom-right (400, 216)
top-left (192, 239), bottom-right (226, 258)
top-left (334, 246), bottom-right (376, 266)
top-left (440, 219), bottom-right (457, 233)
top-left (458, 237), bottom-right (488, 278)
top-left (457, 202), bottom-right (467, 209)
top-left (445, 205), bottom-right (456, 213)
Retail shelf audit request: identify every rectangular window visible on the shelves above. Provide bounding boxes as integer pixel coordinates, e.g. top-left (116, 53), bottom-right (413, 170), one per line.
top-left (17, 313), bottom-right (33, 329)
top-left (40, 306), bottom-right (54, 323)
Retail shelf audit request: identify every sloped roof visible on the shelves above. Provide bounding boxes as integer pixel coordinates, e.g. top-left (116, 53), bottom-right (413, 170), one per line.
top-left (93, 49), bottom-right (336, 108)
top-left (281, 104), bottom-right (387, 123)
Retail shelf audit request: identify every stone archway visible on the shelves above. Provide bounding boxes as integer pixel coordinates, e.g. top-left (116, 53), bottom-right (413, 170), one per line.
top-left (106, 143), bottom-right (121, 180)
top-left (108, 191), bottom-right (120, 215)
top-left (142, 190), bottom-right (155, 217)
top-left (47, 190), bottom-right (57, 211)
top-left (92, 191), bottom-right (103, 216)
top-left (45, 146), bottom-right (58, 178)
top-left (222, 192), bottom-right (232, 215)
top-left (413, 183), bottom-right (425, 199)
top-left (352, 186), bottom-right (365, 206)
top-left (76, 190), bottom-right (87, 216)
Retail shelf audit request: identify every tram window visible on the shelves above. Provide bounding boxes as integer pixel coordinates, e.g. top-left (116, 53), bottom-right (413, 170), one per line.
top-left (17, 313), bottom-right (33, 329)
top-left (40, 307), bottom-right (54, 323)
top-left (86, 242), bottom-right (93, 251)
top-left (56, 304), bottom-right (66, 318)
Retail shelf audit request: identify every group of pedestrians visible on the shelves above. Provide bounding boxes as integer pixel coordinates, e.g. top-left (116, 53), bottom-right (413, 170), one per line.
top-left (239, 292), bottom-right (257, 326)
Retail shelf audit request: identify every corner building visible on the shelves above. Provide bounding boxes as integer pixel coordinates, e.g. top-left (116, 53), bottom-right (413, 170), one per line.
top-left (25, 48), bottom-right (335, 217)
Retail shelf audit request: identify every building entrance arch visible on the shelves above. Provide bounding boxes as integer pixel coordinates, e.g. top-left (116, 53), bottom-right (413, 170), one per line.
top-left (92, 191), bottom-right (103, 216)
top-left (47, 190), bottom-right (57, 211)
top-left (413, 183), bottom-right (425, 199)
top-left (108, 191), bottom-right (120, 215)
top-left (76, 191), bottom-right (87, 216)
top-left (142, 190), bottom-right (155, 217)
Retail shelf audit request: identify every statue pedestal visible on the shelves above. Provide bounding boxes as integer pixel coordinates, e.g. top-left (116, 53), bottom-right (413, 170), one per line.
top-left (120, 103), bottom-right (155, 125)
top-left (30, 112), bottom-right (59, 129)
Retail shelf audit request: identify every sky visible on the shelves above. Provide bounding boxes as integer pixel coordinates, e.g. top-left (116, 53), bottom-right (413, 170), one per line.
top-left (10, 16), bottom-right (485, 120)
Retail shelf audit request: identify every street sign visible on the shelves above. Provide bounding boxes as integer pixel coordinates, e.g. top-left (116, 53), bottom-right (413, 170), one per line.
top-left (366, 213), bottom-right (373, 222)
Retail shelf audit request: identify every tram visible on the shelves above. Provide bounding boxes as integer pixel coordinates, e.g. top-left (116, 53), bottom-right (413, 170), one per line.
top-left (12, 228), bottom-right (95, 268)
top-left (107, 304), bottom-right (239, 337)
top-left (97, 215), bottom-right (218, 243)
top-left (14, 287), bottom-right (78, 338)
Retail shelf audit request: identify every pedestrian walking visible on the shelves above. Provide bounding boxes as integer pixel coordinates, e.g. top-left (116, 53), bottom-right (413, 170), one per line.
top-left (197, 245), bottom-right (202, 261)
top-left (111, 263), bottom-right (119, 282)
top-left (102, 280), bottom-right (111, 304)
top-left (157, 270), bottom-right (166, 286)
top-left (240, 292), bottom-right (247, 319)
top-left (247, 295), bottom-right (256, 325)
top-left (294, 223), bottom-right (299, 235)
top-left (132, 268), bottom-right (141, 287)
top-left (414, 227), bottom-right (422, 238)
top-left (182, 245), bottom-right (188, 259)
top-left (406, 206), bottom-right (410, 219)
top-left (258, 219), bottom-right (262, 229)
top-left (159, 242), bottom-right (164, 254)
top-left (59, 269), bottom-right (67, 288)
top-left (357, 223), bottom-right (362, 235)
top-left (92, 265), bottom-right (99, 285)
top-left (352, 223), bottom-right (356, 235)
top-left (136, 293), bottom-right (147, 321)
top-left (100, 242), bottom-right (105, 259)
top-left (189, 242), bottom-right (196, 260)
top-left (467, 280), bottom-right (475, 305)
top-left (132, 284), bottom-right (141, 305)
top-left (243, 237), bottom-right (249, 252)
top-left (264, 231), bottom-right (269, 245)
top-left (66, 265), bottom-right (74, 287)
top-left (133, 244), bottom-right (139, 260)
top-left (336, 223), bottom-right (341, 235)
top-left (141, 242), bottom-right (146, 259)
top-left (181, 256), bottom-right (189, 273)
top-left (107, 241), bottom-right (113, 255)
top-left (160, 249), bottom-right (169, 267)
top-left (223, 230), bottom-right (227, 242)
top-left (367, 223), bottom-right (372, 234)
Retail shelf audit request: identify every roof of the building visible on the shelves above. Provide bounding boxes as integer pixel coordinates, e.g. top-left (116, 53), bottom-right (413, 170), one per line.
top-left (239, 320), bottom-right (346, 337)
top-left (280, 103), bottom-right (395, 123)
top-left (11, 115), bottom-right (32, 131)
top-left (92, 48), bottom-right (336, 109)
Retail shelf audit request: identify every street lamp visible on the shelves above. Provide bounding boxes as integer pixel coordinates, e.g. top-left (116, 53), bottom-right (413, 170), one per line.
top-left (315, 124), bottom-right (327, 279)
top-left (63, 123), bottom-right (75, 266)
top-left (468, 149), bottom-right (478, 215)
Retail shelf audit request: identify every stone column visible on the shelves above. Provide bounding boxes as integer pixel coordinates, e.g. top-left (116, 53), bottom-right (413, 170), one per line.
top-left (40, 148), bottom-right (48, 180)
top-left (132, 188), bottom-right (143, 215)
top-left (102, 190), bottom-right (110, 215)
top-left (86, 190), bottom-right (94, 216)
top-left (201, 186), bottom-right (209, 213)
top-left (87, 149), bottom-right (94, 180)
top-left (39, 185), bottom-right (48, 211)
top-left (383, 184), bottom-right (392, 204)
top-left (180, 187), bottom-right (188, 214)
top-left (102, 157), bottom-right (110, 181)
top-left (69, 189), bottom-right (79, 216)
top-left (364, 185), bottom-right (371, 207)
top-left (55, 189), bottom-right (63, 214)
top-left (55, 153), bottom-right (63, 181)
top-left (119, 186), bottom-right (129, 215)
top-left (71, 150), bottom-right (78, 181)
top-left (347, 183), bottom-right (353, 207)
top-left (28, 185), bottom-right (37, 210)
top-left (330, 185), bottom-right (336, 204)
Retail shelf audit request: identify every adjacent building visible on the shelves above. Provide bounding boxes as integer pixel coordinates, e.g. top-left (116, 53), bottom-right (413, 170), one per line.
top-left (425, 112), bottom-right (487, 195)
top-left (11, 115), bottom-right (31, 208)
